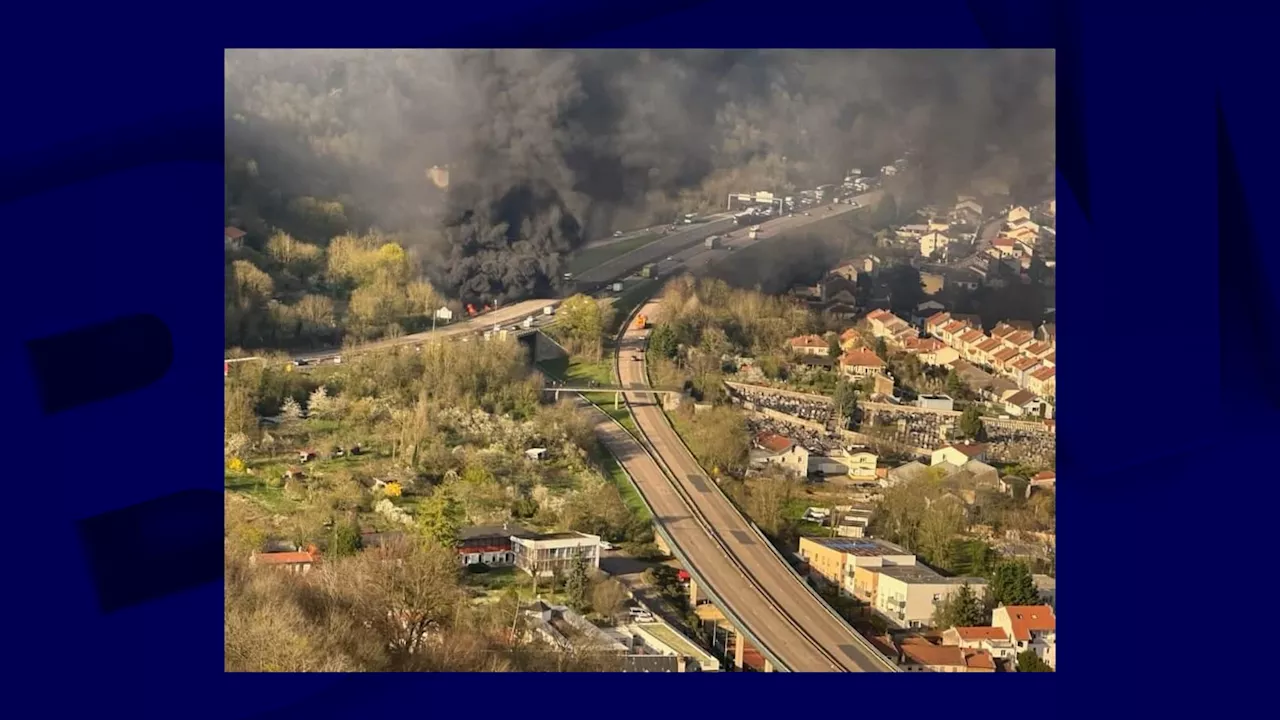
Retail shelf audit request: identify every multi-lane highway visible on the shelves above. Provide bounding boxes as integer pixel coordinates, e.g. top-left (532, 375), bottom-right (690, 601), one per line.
top-left (611, 301), bottom-right (896, 672)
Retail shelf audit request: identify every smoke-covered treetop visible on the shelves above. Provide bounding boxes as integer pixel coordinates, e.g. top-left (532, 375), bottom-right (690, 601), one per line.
top-left (225, 49), bottom-right (1054, 304)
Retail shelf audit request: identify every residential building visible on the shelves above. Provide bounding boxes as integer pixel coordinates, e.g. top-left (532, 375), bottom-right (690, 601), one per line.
top-left (524, 601), bottom-right (629, 654)
top-left (1027, 366), bottom-right (1056, 397)
top-left (992, 605), bottom-right (1056, 669)
top-left (942, 626), bottom-right (1017, 661)
top-left (797, 536), bottom-right (916, 599)
top-left (912, 300), bottom-right (947, 327)
top-left (788, 334), bottom-right (830, 357)
top-left (892, 636), bottom-right (997, 672)
top-left (919, 231), bottom-right (951, 258)
top-left (225, 226), bottom-right (247, 250)
top-left (917, 394), bottom-right (955, 412)
top-left (249, 550), bottom-right (316, 573)
top-left (839, 327), bottom-right (861, 351)
top-left (751, 433), bottom-right (810, 477)
top-left (1008, 356), bottom-right (1042, 386)
top-left (842, 450), bottom-right (879, 480)
top-left (457, 523), bottom-right (534, 567)
top-left (1001, 389), bottom-right (1045, 418)
top-left (992, 236), bottom-right (1017, 257)
top-left (1007, 206), bottom-right (1031, 224)
top-left (839, 349), bottom-right (886, 378)
top-left (1037, 322), bottom-right (1057, 347)
top-left (931, 443), bottom-right (989, 467)
top-left (511, 532), bottom-right (602, 578)
top-left (1030, 471), bottom-right (1057, 493)
top-left (872, 565), bottom-right (989, 628)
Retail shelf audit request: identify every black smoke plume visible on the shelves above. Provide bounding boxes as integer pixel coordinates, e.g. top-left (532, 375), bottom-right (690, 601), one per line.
top-left (224, 50), bottom-right (1055, 303)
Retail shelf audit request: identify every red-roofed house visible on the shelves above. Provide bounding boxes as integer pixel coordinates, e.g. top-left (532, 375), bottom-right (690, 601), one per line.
top-left (991, 346), bottom-right (1021, 372)
top-left (1024, 341), bottom-right (1054, 359)
top-left (1004, 330), bottom-right (1036, 352)
top-left (956, 329), bottom-right (987, 354)
top-left (1007, 356), bottom-right (1042, 386)
top-left (839, 349), bottom-right (886, 378)
top-left (1027, 366), bottom-right (1056, 397)
top-left (225, 226), bottom-right (247, 250)
top-left (991, 236), bottom-right (1017, 257)
top-left (250, 550), bottom-right (317, 573)
top-left (1030, 471), bottom-right (1056, 492)
top-left (789, 334), bottom-right (831, 357)
top-left (752, 433), bottom-right (809, 477)
top-left (893, 636), bottom-right (997, 673)
top-left (839, 327), bottom-right (862, 351)
top-left (1042, 352), bottom-right (1055, 369)
top-left (938, 320), bottom-right (969, 343)
top-left (972, 337), bottom-right (1004, 364)
top-left (990, 322), bottom-right (1018, 341)
top-left (925, 312), bottom-right (952, 335)
top-left (941, 626), bottom-right (1017, 661)
top-left (992, 605), bottom-right (1056, 669)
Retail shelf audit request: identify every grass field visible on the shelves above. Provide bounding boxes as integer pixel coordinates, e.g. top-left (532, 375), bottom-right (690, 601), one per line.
top-left (566, 234), bottom-right (659, 275)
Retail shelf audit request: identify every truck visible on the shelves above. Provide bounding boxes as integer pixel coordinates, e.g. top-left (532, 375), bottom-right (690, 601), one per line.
top-left (704, 235), bottom-right (721, 249)
top-left (632, 314), bottom-right (649, 330)
top-left (640, 263), bottom-right (656, 278)
top-left (748, 229), bottom-right (759, 240)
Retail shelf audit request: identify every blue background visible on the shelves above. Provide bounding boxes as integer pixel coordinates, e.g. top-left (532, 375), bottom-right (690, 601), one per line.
top-left (0, 0), bottom-right (1256, 712)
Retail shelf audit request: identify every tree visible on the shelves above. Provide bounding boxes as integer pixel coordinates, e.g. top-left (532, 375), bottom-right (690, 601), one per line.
top-left (873, 336), bottom-right (889, 360)
top-left (648, 323), bottom-right (679, 359)
top-left (833, 379), bottom-right (859, 429)
top-left (590, 578), bottom-right (628, 620)
top-left (281, 396), bottom-right (304, 422)
top-left (330, 520), bottom-right (364, 557)
top-left (945, 367), bottom-right (967, 398)
top-left (991, 561), bottom-right (1042, 606)
top-left (308, 385), bottom-right (335, 418)
top-left (934, 582), bottom-right (988, 628)
top-left (1016, 650), bottom-right (1053, 672)
top-left (416, 490), bottom-right (465, 548)
top-left (558, 294), bottom-right (607, 360)
top-left (959, 405), bottom-right (984, 439)
top-left (827, 335), bottom-right (842, 358)
top-left (565, 555), bottom-right (591, 611)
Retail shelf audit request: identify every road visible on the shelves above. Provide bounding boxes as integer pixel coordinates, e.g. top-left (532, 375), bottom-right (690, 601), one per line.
top-left (611, 302), bottom-right (896, 672)
top-left (570, 213), bottom-right (738, 288)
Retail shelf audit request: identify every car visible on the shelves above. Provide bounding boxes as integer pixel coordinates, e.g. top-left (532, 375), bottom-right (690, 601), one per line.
top-left (599, 541), bottom-right (616, 551)
top-left (613, 230), bottom-right (623, 237)
top-left (804, 212), bottom-right (811, 216)
top-left (667, 256), bottom-right (673, 261)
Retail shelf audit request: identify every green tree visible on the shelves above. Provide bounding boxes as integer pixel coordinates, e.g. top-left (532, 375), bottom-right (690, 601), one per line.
top-left (565, 555), bottom-right (591, 611)
top-left (329, 520), bottom-right (364, 557)
top-left (416, 490), bottom-right (465, 548)
top-left (833, 379), bottom-right (859, 429)
top-left (1016, 650), bottom-right (1053, 672)
top-left (649, 323), bottom-right (679, 359)
top-left (959, 405), bottom-right (984, 439)
top-left (828, 335), bottom-right (843, 358)
top-left (991, 561), bottom-right (1042, 606)
top-left (945, 368), bottom-right (967, 398)
top-left (873, 336), bottom-right (889, 360)
top-left (934, 582), bottom-right (988, 628)
top-left (558, 294), bottom-right (607, 360)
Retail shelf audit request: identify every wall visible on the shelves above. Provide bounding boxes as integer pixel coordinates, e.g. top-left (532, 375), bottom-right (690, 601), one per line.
top-left (797, 538), bottom-right (845, 587)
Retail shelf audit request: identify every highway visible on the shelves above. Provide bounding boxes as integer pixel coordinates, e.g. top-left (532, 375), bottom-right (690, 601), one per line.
top-left (612, 302), bottom-right (896, 672)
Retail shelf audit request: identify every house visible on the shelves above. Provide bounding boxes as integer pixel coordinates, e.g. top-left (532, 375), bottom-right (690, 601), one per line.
top-left (1030, 471), bottom-right (1057, 493)
top-left (912, 300), bottom-right (947, 327)
top-left (249, 550), bottom-right (317, 573)
top-left (1041, 352), bottom-right (1055, 369)
top-left (969, 337), bottom-right (1002, 365)
top-left (991, 236), bottom-right (1017, 257)
top-left (953, 198), bottom-right (984, 222)
top-left (829, 262), bottom-right (862, 283)
top-left (919, 231), bottom-right (951, 258)
top-left (839, 327), bottom-right (862, 351)
top-left (938, 320), bottom-right (971, 344)
top-left (871, 565), bottom-right (989, 628)
top-left (457, 523), bottom-right (535, 567)
top-left (524, 601), bottom-right (630, 654)
top-left (1000, 389), bottom-right (1043, 417)
top-left (931, 443), bottom-right (989, 467)
top-left (788, 334), bottom-right (830, 357)
top-left (1024, 341), bottom-right (1054, 359)
top-left (942, 626), bottom-right (1017, 661)
top-left (992, 605), bottom-right (1056, 669)
top-left (225, 226), bottom-right (247, 250)
top-left (1003, 330), bottom-right (1037, 352)
top-left (924, 311), bottom-right (953, 335)
top-left (917, 394), bottom-right (955, 412)
top-left (511, 532), bottom-right (602, 578)
top-left (839, 349), bottom-right (886, 378)
top-left (1007, 355), bottom-right (1042, 386)
top-left (1007, 206), bottom-right (1031, 224)
top-left (918, 342), bottom-right (959, 367)
top-left (751, 433), bottom-right (810, 477)
top-left (797, 536), bottom-right (916, 599)
top-left (1037, 322), bottom-right (1057, 347)
top-left (841, 450), bottom-right (879, 480)
top-left (892, 636), bottom-right (997, 672)
top-left (1027, 366), bottom-right (1056, 397)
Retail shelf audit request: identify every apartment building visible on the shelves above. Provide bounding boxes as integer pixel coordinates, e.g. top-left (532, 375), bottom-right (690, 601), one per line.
top-left (992, 605), bottom-right (1056, 668)
top-left (511, 532), bottom-right (602, 578)
top-left (797, 536), bottom-right (916, 599)
top-left (872, 565), bottom-right (989, 629)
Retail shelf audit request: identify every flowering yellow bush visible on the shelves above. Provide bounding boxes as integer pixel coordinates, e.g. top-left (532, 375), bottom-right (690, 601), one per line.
top-left (384, 482), bottom-right (403, 497)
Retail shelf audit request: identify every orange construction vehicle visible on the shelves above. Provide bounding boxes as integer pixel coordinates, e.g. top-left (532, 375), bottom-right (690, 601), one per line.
top-left (632, 314), bottom-right (648, 330)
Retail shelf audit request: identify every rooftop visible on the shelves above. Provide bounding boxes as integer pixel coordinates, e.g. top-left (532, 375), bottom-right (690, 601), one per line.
top-left (252, 551), bottom-right (315, 565)
top-left (458, 524), bottom-right (534, 541)
top-left (756, 432), bottom-right (795, 453)
top-left (877, 565), bottom-right (986, 585)
top-left (999, 605), bottom-right (1056, 641)
top-left (950, 626), bottom-right (1010, 642)
top-left (840, 349), bottom-right (885, 368)
top-left (789, 334), bottom-right (827, 348)
top-left (225, 226), bottom-right (247, 239)
top-left (805, 537), bottom-right (912, 557)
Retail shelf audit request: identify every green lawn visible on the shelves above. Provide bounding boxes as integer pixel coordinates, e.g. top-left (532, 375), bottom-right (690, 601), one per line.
top-left (599, 451), bottom-right (652, 523)
top-left (566, 234), bottom-right (659, 275)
